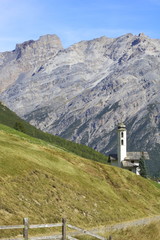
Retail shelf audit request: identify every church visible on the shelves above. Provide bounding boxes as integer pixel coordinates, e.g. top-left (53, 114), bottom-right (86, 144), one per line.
top-left (109, 123), bottom-right (149, 175)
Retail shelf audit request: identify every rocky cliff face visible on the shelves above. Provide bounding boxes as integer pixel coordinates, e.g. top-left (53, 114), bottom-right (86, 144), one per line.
top-left (0, 34), bottom-right (63, 93)
top-left (1, 33), bottom-right (160, 175)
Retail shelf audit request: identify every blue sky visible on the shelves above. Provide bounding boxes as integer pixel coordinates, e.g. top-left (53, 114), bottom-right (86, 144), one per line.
top-left (0, 0), bottom-right (160, 52)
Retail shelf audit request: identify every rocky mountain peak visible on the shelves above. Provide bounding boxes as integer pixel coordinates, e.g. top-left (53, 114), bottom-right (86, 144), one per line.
top-left (15, 34), bottom-right (63, 60)
top-left (38, 34), bottom-right (63, 47)
top-left (138, 32), bottom-right (148, 38)
top-left (0, 34), bottom-right (63, 93)
top-left (15, 40), bottom-right (35, 50)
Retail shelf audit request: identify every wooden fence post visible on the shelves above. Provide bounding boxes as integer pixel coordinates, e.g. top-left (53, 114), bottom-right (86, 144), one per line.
top-left (62, 218), bottom-right (66, 240)
top-left (23, 218), bottom-right (29, 240)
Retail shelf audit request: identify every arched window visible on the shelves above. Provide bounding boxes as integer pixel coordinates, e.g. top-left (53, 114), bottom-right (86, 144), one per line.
top-left (121, 139), bottom-right (124, 145)
top-left (121, 132), bottom-right (124, 138)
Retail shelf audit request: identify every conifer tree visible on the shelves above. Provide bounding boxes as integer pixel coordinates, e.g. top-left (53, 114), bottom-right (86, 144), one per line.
top-left (14, 121), bottom-right (25, 133)
top-left (139, 155), bottom-right (147, 178)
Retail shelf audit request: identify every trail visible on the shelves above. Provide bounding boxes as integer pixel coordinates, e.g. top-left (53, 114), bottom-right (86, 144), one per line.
top-left (67, 215), bottom-right (160, 238)
top-left (90, 215), bottom-right (160, 234)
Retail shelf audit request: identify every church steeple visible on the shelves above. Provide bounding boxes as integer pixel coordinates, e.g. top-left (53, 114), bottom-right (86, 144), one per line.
top-left (117, 123), bottom-right (127, 167)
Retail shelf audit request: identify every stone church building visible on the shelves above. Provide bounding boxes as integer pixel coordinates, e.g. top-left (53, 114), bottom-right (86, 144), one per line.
top-left (109, 123), bottom-right (149, 175)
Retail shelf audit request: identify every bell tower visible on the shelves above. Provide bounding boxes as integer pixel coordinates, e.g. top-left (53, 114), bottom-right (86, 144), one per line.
top-left (117, 123), bottom-right (127, 167)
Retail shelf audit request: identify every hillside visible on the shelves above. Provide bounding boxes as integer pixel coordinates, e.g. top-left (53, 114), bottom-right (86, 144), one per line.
top-left (0, 102), bottom-right (108, 164)
top-left (0, 124), bottom-right (160, 237)
top-left (0, 33), bottom-right (160, 176)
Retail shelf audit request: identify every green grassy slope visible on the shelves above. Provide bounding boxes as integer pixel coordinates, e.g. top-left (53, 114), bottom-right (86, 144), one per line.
top-left (0, 102), bottom-right (108, 163)
top-left (0, 124), bottom-right (160, 231)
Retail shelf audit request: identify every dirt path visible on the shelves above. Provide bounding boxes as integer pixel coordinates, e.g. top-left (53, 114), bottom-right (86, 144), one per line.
top-left (63, 215), bottom-right (160, 239)
top-left (91, 215), bottom-right (160, 234)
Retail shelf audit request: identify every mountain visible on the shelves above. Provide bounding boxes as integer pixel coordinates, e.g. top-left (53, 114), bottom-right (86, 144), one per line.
top-left (0, 123), bottom-right (160, 238)
top-left (0, 33), bottom-right (160, 176)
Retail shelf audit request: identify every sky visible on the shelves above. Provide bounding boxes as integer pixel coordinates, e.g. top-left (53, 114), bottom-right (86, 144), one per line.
top-left (0, 0), bottom-right (160, 52)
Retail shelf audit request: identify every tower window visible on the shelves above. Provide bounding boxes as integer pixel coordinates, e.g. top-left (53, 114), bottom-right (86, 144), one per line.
top-left (121, 139), bottom-right (124, 145)
top-left (121, 132), bottom-right (124, 138)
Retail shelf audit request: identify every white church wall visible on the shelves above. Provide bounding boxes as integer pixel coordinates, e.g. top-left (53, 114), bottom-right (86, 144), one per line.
top-left (117, 124), bottom-right (127, 167)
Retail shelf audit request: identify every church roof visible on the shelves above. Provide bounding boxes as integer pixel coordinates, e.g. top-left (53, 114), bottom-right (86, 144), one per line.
top-left (125, 152), bottom-right (149, 161)
top-left (109, 152), bottom-right (149, 162)
top-left (118, 122), bottom-right (126, 130)
top-left (109, 154), bottom-right (117, 161)
top-left (122, 161), bottom-right (139, 168)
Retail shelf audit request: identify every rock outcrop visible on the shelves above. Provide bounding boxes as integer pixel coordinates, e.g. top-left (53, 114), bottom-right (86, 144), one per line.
top-left (0, 34), bottom-right (63, 93)
top-left (1, 33), bottom-right (160, 175)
